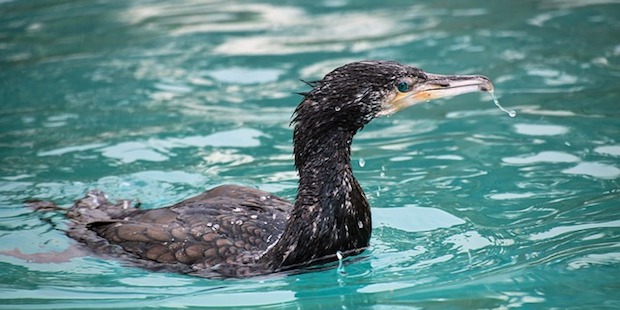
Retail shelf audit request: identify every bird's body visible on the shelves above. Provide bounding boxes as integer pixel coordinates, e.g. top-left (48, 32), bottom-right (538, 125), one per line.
top-left (37, 61), bottom-right (493, 278)
top-left (66, 186), bottom-right (292, 277)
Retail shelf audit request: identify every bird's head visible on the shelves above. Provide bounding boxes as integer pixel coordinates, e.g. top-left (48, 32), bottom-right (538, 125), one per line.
top-left (293, 60), bottom-right (494, 132)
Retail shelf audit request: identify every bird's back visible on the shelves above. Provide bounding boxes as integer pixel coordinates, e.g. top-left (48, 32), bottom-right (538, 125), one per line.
top-left (66, 185), bottom-right (292, 277)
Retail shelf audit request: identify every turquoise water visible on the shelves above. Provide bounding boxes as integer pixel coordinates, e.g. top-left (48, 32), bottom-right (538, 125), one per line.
top-left (1, 0), bottom-right (620, 308)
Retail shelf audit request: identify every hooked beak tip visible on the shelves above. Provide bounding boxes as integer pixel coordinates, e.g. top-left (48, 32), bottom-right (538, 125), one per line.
top-left (476, 75), bottom-right (494, 92)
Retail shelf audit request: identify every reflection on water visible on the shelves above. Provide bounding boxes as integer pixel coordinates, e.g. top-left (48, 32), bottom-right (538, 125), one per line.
top-left (38, 128), bottom-right (265, 163)
top-left (503, 151), bottom-right (580, 164)
top-left (374, 205), bottom-right (466, 232)
top-left (1, 0), bottom-right (620, 308)
top-left (513, 123), bottom-right (569, 136)
top-left (562, 162), bottom-right (620, 179)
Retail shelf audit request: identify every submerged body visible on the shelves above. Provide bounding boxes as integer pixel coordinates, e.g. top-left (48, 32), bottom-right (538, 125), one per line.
top-left (47, 61), bottom-right (493, 278)
top-left (66, 186), bottom-right (293, 277)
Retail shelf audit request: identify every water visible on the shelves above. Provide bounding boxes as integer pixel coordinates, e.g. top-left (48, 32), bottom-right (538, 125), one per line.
top-left (1, 0), bottom-right (620, 308)
top-left (489, 91), bottom-right (517, 118)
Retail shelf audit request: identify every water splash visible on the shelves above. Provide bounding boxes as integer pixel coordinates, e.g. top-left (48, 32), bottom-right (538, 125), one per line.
top-left (490, 91), bottom-right (516, 117)
top-left (336, 250), bottom-right (347, 276)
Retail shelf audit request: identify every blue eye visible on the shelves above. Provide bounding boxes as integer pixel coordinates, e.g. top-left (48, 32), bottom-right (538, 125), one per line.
top-left (397, 81), bottom-right (410, 92)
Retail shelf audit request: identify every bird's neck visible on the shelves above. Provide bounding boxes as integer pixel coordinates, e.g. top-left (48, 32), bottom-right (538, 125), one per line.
top-left (259, 127), bottom-right (372, 271)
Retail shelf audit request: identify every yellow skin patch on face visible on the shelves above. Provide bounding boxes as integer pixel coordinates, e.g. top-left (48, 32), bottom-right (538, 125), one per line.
top-left (381, 85), bottom-right (441, 115)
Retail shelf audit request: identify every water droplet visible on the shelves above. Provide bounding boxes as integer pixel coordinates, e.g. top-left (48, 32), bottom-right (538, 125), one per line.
top-left (336, 250), bottom-right (347, 276)
top-left (357, 220), bottom-right (364, 229)
top-left (358, 158), bottom-right (366, 167)
top-left (490, 91), bottom-right (516, 117)
top-left (335, 106), bottom-right (341, 112)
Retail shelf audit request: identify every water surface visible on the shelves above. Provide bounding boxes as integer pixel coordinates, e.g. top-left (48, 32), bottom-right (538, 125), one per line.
top-left (1, 0), bottom-right (620, 308)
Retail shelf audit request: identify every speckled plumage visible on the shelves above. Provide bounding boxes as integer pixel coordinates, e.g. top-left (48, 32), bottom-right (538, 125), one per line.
top-left (35, 61), bottom-right (493, 278)
top-left (66, 186), bottom-right (291, 277)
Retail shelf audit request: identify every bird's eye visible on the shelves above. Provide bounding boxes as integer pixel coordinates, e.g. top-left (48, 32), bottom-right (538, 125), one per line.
top-left (396, 81), bottom-right (410, 92)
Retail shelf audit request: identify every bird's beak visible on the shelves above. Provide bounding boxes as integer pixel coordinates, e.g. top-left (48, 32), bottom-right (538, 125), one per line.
top-left (380, 72), bottom-right (494, 116)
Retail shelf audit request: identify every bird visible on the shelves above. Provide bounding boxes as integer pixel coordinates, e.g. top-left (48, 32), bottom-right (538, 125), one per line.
top-left (33, 60), bottom-right (493, 278)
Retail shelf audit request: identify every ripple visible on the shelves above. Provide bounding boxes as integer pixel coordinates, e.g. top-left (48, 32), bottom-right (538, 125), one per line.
top-left (2, 0), bottom-right (620, 308)
top-left (118, 274), bottom-right (194, 287)
top-left (445, 231), bottom-right (493, 252)
top-left (526, 67), bottom-right (579, 86)
top-left (514, 105), bottom-right (576, 117)
top-left (299, 58), bottom-right (358, 79)
top-left (488, 192), bottom-right (537, 200)
top-left (123, 3), bottom-right (304, 34)
top-left (201, 150), bottom-right (254, 166)
top-left (425, 154), bottom-right (464, 161)
top-left (527, 11), bottom-right (569, 27)
top-left (153, 81), bottom-right (193, 93)
top-left (0, 181), bottom-right (33, 192)
top-left (159, 290), bottom-right (297, 308)
top-left (37, 143), bottom-right (107, 156)
top-left (594, 145), bottom-right (620, 157)
top-left (529, 220), bottom-right (620, 241)
top-left (452, 8), bottom-right (488, 16)
top-left (357, 281), bottom-right (416, 294)
top-left (561, 162), bottom-right (620, 179)
top-left (541, 0), bottom-right (620, 9)
top-left (567, 252), bottom-right (620, 270)
top-left (131, 170), bottom-right (205, 185)
top-left (373, 205), bottom-right (465, 232)
top-left (503, 151), bottom-right (580, 164)
top-left (101, 141), bottom-right (169, 163)
top-left (157, 128), bottom-right (266, 148)
top-left (211, 7), bottom-right (438, 55)
top-left (43, 113), bottom-right (79, 128)
top-left (207, 67), bottom-right (283, 84)
top-left (38, 128), bottom-right (266, 164)
top-left (513, 124), bottom-right (569, 136)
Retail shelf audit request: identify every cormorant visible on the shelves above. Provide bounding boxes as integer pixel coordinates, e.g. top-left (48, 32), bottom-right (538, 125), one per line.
top-left (34, 61), bottom-right (493, 278)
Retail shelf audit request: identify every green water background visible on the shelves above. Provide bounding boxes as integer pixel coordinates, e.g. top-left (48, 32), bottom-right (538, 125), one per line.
top-left (1, 0), bottom-right (620, 308)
